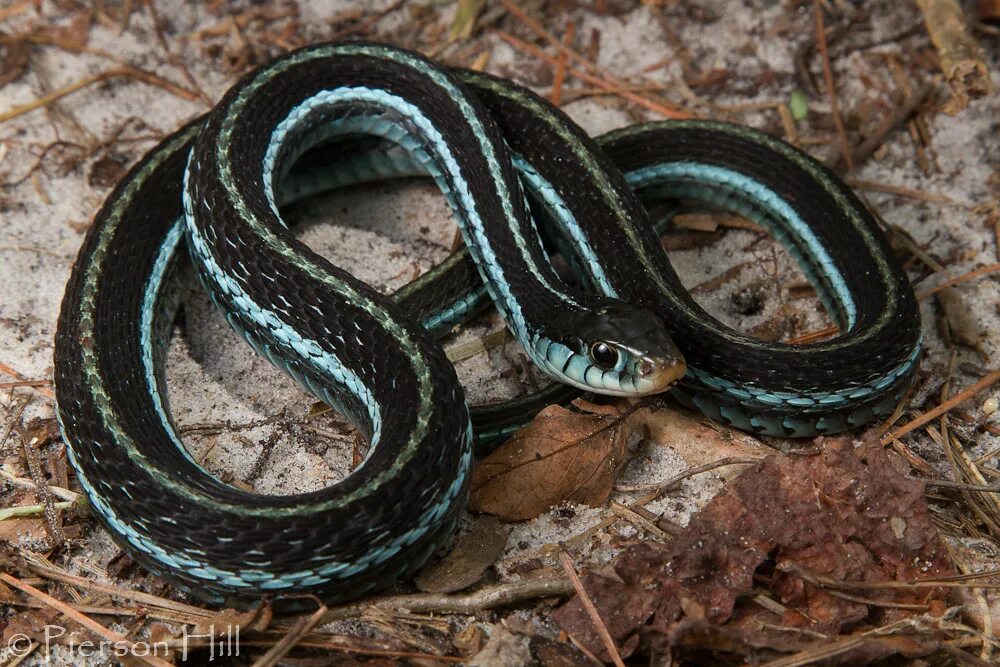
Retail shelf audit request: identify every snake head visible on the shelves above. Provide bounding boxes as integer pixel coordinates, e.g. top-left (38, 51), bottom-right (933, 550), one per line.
top-left (535, 302), bottom-right (686, 396)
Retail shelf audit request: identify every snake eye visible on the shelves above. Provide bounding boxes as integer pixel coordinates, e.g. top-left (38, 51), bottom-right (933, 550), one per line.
top-left (588, 341), bottom-right (619, 370)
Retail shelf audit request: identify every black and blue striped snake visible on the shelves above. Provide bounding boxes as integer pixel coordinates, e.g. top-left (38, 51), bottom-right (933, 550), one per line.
top-left (54, 42), bottom-right (921, 607)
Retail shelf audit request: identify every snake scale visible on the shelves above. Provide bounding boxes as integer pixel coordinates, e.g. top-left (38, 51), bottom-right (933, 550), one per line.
top-left (54, 42), bottom-right (921, 607)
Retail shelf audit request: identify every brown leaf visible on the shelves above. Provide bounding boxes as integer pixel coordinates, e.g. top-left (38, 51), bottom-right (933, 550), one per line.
top-left (415, 514), bottom-right (512, 593)
top-left (470, 401), bottom-right (635, 521)
top-left (632, 406), bottom-right (768, 480)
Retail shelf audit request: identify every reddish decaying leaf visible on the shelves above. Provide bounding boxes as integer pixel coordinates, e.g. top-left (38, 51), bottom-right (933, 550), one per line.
top-left (470, 401), bottom-right (635, 521)
top-left (554, 441), bottom-right (956, 664)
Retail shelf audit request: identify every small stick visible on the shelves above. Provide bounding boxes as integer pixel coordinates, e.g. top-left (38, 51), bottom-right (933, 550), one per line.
top-left (320, 575), bottom-right (573, 623)
top-left (26, 563), bottom-right (214, 618)
top-left (609, 502), bottom-right (671, 541)
top-left (616, 456), bottom-right (761, 494)
top-left (0, 572), bottom-right (174, 667)
top-left (833, 80), bottom-right (938, 171)
top-left (494, 31), bottom-right (692, 120)
top-left (550, 21), bottom-right (575, 106)
top-left (881, 369), bottom-right (1000, 445)
top-left (919, 478), bottom-right (1000, 493)
top-left (252, 603), bottom-right (327, 667)
top-left (846, 178), bottom-right (969, 207)
top-left (787, 325), bottom-right (838, 345)
top-left (558, 550), bottom-right (625, 667)
top-left (0, 67), bottom-right (198, 125)
top-left (814, 1), bottom-right (853, 171)
top-left (329, 0), bottom-right (407, 40)
top-left (917, 262), bottom-right (1000, 299)
top-left (0, 362), bottom-right (55, 399)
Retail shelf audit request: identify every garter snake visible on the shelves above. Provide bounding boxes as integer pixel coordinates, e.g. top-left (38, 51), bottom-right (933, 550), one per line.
top-left (54, 42), bottom-right (921, 607)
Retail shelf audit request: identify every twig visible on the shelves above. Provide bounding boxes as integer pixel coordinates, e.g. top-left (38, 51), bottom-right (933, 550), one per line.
top-left (0, 465), bottom-right (78, 501)
top-left (320, 575), bottom-right (573, 623)
top-left (550, 21), bottom-right (575, 106)
top-left (558, 550), bottom-right (625, 667)
top-left (25, 562), bottom-right (214, 618)
top-left (494, 31), bottom-right (692, 119)
top-left (0, 571), bottom-right (173, 667)
top-left (846, 178), bottom-right (970, 207)
top-left (916, 262), bottom-right (1000, 299)
top-left (831, 80), bottom-right (938, 171)
top-left (252, 603), bottom-right (327, 667)
top-left (18, 428), bottom-right (65, 545)
top-left (615, 456), bottom-right (761, 494)
top-left (0, 67), bottom-right (199, 125)
top-left (0, 362), bottom-right (54, 399)
top-left (814, 1), bottom-right (853, 171)
top-left (0, 500), bottom-right (75, 520)
top-left (146, 1), bottom-right (212, 107)
top-left (919, 478), bottom-right (1000, 493)
top-left (881, 369), bottom-right (1000, 445)
top-left (609, 502), bottom-right (671, 541)
top-left (329, 0), bottom-right (407, 40)
top-left (787, 565), bottom-right (1000, 590)
top-left (0, 380), bottom-right (52, 390)
top-left (787, 325), bottom-right (838, 345)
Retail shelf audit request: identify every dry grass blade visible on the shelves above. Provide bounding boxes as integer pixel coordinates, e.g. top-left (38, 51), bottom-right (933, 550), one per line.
top-left (814, 1), bottom-right (853, 171)
top-left (494, 31), bottom-right (692, 119)
top-left (251, 603), bottom-right (327, 667)
top-left (881, 369), bottom-right (1000, 444)
top-left (0, 571), bottom-right (173, 667)
top-left (26, 561), bottom-right (214, 618)
top-left (0, 67), bottom-right (198, 125)
top-left (558, 551), bottom-right (626, 667)
top-left (917, 262), bottom-right (1000, 299)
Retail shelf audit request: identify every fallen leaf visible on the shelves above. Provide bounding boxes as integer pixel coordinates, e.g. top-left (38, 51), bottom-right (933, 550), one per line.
top-left (470, 401), bottom-right (636, 521)
top-left (632, 406), bottom-right (768, 482)
top-left (415, 514), bottom-right (512, 593)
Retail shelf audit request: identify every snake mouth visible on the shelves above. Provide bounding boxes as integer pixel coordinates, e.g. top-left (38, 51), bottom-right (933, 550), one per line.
top-left (635, 357), bottom-right (687, 395)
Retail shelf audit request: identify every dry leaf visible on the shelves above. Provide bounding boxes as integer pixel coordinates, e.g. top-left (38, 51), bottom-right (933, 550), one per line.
top-left (415, 514), bottom-right (511, 593)
top-left (632, 406), bottom-right (768, 482)
top-left (470, 400), bottom-right (636, 521)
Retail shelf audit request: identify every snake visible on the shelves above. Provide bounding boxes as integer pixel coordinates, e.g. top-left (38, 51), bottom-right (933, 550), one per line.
top-left (53, 42), bottom-right (921, 607)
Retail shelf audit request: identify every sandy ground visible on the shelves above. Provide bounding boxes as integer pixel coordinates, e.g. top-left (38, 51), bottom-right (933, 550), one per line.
top-left (1, 0), bottom-right (998, 663)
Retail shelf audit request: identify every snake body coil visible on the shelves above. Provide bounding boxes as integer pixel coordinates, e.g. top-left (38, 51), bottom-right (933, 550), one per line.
top-left (55, 43), bottom-right (921, 606)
